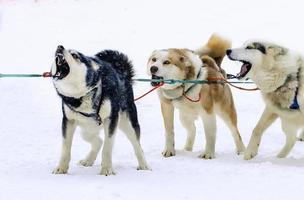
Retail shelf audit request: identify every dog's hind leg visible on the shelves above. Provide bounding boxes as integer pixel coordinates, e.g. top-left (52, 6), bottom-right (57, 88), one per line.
top-left (179, 112), bottom-right (196, 151)
top-left (244, 108), bottom-right (278, 160)
top-left (53, 117), bottom-right (76, 174)
top-left (298, 129), bottom-right (304, 141)
top-left (199, 112), bottom-right (216, 159)
top-left (217, 108), bottom-right (245, 155)
top-left (277, 120), bottom-right (297, 158)
top-left (100, 118), bottom-right (117, 176)
top-left (119, 113), bottom-right (150, 170)
top-left (79, 128), bottom-right (103, 167)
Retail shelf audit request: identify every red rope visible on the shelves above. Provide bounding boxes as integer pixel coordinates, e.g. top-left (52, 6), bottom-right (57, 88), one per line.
top-left (182, 86), bottom-right (201, 102)
top-left (183, 93), bottom-right (201, 102)
top-left (134, 82), bottom-right (164, 101)
top-left (42, 72), bottom-right (53, 77)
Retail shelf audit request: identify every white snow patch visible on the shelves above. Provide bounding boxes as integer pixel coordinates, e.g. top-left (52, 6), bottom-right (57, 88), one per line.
top-left (1, 0), bottom-right (304, 200)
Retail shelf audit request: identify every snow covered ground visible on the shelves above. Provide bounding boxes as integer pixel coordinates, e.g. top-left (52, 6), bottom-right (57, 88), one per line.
top-left (1, 0), bottom-right (304, 199)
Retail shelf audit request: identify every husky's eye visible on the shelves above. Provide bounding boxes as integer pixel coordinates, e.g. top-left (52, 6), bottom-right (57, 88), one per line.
top-left (246, 46), bottom-right (254, 50)
top-left (151, 57), bottom-right (157, 62)
top-left (163, 60), bottom-right (170, 65)
top-left (255, 43), bottom-right (266, 54)
top-left (71, 53), bottom-right (79, 59)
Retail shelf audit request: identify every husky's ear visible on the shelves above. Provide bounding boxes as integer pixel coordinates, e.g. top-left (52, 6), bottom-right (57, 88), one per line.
top-left (267, 45), bottom-right (287, 57)
top-left (180, 56), bottom-right (194, 79)
top-left (179, 56), bottom-right (191, 67)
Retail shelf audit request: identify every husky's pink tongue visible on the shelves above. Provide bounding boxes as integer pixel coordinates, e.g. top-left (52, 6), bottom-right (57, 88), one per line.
top-left (237, 63), bottom-right (250, 77)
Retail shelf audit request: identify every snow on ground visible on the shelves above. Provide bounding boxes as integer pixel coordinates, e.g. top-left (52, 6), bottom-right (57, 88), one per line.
top-left (0, 0), bottom-right (304, 199)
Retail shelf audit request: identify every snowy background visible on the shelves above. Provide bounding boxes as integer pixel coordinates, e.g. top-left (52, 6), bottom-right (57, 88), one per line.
top-left (0, 0), bottom-right (304, 199)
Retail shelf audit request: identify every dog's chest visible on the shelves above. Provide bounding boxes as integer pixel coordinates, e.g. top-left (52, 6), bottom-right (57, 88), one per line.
top-left (65, 99), bottom-right (111, 126)
top-left (263, 76), bottom-right (299, 110)
top-left (172, 99), bottom-right (201, 114)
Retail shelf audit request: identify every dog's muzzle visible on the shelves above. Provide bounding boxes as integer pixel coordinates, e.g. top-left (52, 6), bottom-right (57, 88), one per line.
top-left (226, 49), bottom-right (252, 79)
top-left (55, 45), bottom-right (66, 66)
top-left (53, 45), bottom-right (70, 79)
top-left (151, 74), bottom-right (164, 86)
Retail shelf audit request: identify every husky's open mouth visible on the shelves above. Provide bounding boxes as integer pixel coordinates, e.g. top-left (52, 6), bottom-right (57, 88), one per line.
top-left (151, 74), bottom-right (163, 86)
top-left (236, 61), bottom-right (252, 79)
top-left (54, 52), bottom-right (70, 79)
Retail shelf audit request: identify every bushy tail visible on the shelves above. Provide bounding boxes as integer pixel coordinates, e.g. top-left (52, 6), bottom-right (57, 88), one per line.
top-left (201, 55), bottom-right (227, 78)
top-left (95, 50), bottom-right (135, 83)
top-left (196, 34), bottom-right (231, 67)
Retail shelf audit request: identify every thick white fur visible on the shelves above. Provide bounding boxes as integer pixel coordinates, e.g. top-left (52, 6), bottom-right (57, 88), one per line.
top-left (228, 40), bottom-right (304, 160)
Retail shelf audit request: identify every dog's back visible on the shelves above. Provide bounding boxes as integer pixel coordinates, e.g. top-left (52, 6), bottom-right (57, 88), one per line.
top-left (96, 50), bottom-right (135, 84)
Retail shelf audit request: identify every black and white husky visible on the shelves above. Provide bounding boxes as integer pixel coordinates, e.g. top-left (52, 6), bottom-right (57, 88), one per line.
top-left (51, 45), bottom-right (149, 175)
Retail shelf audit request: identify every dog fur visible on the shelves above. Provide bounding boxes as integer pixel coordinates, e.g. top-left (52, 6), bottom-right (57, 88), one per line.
top-left (51, 46), bottom-right (149, 175)
top-left (227, 40), bottom-right (304, 160)
top-left (147, 34), bottom-right (245, 158)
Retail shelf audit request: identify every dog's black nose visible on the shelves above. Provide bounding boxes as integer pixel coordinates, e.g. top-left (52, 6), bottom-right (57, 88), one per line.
top-left (57, 45), bottom-right (65, 51)
top-left (150, 66), bottom-right (158, 74)
top-left (226, 49), bottom-right (232, 55)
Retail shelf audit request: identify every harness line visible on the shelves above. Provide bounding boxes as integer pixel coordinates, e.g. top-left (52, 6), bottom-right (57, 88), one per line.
top-left (0, 72), bottom-right (259, 102)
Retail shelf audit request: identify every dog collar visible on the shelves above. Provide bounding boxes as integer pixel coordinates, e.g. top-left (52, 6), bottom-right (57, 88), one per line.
top-left (289, 68), bottom-right (300, 110)
top-left (63, 85), bottom-right (103, 125)
top-left (183, 68), bottom-right (202, 95)
top-left (278, 68), bottom-right (301, 110)
top-left (290, 88), bottom-right (299, 110)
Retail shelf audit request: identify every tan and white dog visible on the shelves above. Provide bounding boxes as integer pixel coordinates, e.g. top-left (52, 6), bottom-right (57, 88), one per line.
top-left (147, 35), bottom-right (245, 158)
top-left (227, 40), bottom-right (304, 160)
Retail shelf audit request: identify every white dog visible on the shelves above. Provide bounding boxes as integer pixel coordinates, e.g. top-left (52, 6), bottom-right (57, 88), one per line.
top-left (227, 41), bottom-right (304, 160)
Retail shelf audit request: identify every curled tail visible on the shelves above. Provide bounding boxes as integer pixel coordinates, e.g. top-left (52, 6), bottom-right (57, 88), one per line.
top-left (201, 55), bottom-right (227, 78)
top-left (196, 34), bottom-right (231, 67)
top-left (95, 50), bottom-right (135, 83)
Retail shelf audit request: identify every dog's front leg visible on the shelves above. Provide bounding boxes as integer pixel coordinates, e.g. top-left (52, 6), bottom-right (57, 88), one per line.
top-left (160, 99), bottom-right (175, 157)
top-left (180, 112), bottom-right (196, 151)
top-left (53, 117), bottom-right (76, 174)
top-left (244, 107), bottom-right (278, 160)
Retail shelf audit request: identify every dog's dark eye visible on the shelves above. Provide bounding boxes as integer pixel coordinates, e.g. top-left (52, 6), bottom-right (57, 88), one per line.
top-left (255, 44), bottom-right (266, 54)
top-left (151, 57), bottom-right (157, 62)
top-left (246, 46), bottom-right (254, 50)
top-left (71, 53), bottom-right (79, 59)
top-left (163, 60), bottom-right (170, 65)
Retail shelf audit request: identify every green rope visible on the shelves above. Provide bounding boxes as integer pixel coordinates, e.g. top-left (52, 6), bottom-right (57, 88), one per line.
top-left (133, 78), bottom-right (255, 84)
top-left (0, 73), bottom-right (44, 78)
top-left (0, 73), bottom-right (255, 84)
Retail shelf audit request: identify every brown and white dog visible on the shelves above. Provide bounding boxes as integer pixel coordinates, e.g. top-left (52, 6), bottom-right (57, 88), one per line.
top-left (147, 34), bottom-right (245, 158)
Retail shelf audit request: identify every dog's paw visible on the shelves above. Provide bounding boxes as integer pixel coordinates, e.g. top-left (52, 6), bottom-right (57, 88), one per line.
top-left (52, 166), bottom-right (68, 174)
top-left (236, 146), bottom-right (246, 155)
top-left (162, 149), bottom-right (176, 157)
top-left (137, 165), bottom-right (151, 171)
top-left (79, 159), bottom-right (94, 167)
top-left (298, 137), bottom-right (304, 142)
top-left (276, 152), bottom-right (287, 158)
top-left (100, 167), bottom-right (115, 176)
top-left (244, 150), bottom-right (257, 160)
top-left (199, 152), bottom-right (215, 159)
top-left (183, 146), bottom-right (193, 152)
